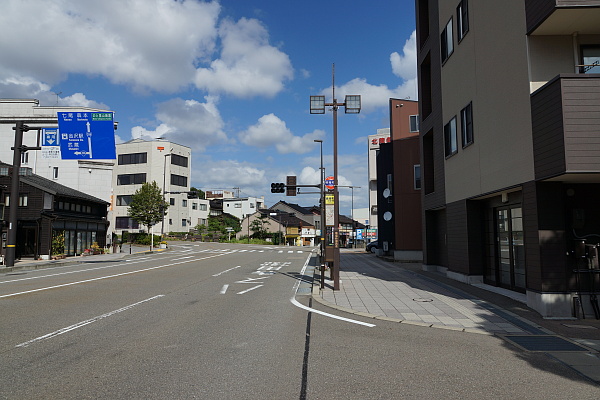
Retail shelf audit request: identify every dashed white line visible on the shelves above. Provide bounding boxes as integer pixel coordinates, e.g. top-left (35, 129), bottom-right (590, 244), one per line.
top-left (220, 284), bottom-right (229, 294)
top-left (212, 265), bottom-right (242, 277)
top-left (237, 285), bottom-right (263, 295)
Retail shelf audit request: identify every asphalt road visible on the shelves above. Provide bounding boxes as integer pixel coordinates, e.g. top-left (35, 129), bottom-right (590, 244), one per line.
top-left (1, 242), bottom-right (598, 399)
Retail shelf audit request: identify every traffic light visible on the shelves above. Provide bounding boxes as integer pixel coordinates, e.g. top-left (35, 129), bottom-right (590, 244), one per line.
top-left (286, 175), bottom-right (296, 196)
top-left (271, 183), bottom-right (285, 193)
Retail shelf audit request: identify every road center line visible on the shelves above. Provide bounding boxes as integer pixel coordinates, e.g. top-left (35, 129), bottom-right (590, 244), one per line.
top-left (16, 295), bottom-right (164, 348)
top-left (0, 253), bottom-right (234, 299)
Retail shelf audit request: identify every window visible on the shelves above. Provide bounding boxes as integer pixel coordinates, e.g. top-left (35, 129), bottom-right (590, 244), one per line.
top-left (441, 18), bottom-right (454, 63)
top-left (182, 199), bottom-right (187, 207)
top-left (118, 152), bottom-right (147, 165)
top-left (444, 117), bottom-right (458, 157)
top-left (4, 194), bottom-right (9, 206)
top-left (19, 194), bottom-right (28, 207)
top-left (234, 203), bottom-right (242, 208)
top-left (116, 195), bottom-right (133, 206)
top-left (192, 202), bottom-right (198, 210)
top-left (171, 154), bottom-right (188, 167)
top-left (53, 167), bottom-right (59, 179)
top-left (116, 217), bottom-right (139, 229)
top-left (414, 165), bottom-right (422, 190)
top-left (581, 45), bottom-right (600, 73)
top-left (461, 102), bottom-right (474, 147)
top-left (457, 0), bottom-right (469, 41)
top-left (181, 219), bottom-right (187, 227)
top-left (409, 115), bottom-right (419, 132)
top-left (169, 198), bottom-right (175, 206)
top-left (200, 204), bottom-right (207, 211)
top-left (170, 174), bottom-right (187, 187)
top-left (117, 173), bottom-right (146, 185)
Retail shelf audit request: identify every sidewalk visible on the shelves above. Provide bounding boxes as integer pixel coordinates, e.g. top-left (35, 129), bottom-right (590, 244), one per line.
top-left (312, 250), bottom-right (600, 384)
top-left (1, 243), bottom-right (158, 273)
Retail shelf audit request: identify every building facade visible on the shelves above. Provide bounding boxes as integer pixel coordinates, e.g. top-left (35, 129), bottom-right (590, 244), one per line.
top-left (367, 128), bottom-right (392, 240)
top-left (1, 164), bottom-right (109, 261)
top-left (112, 139), bottom-right (191, 236)
top-left (416, 0), bottom-right (600, 317)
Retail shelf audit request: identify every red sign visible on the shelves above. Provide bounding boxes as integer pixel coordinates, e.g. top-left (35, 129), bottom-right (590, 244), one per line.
top-left (325, 176), bottom-right (335, 190)
top-left (371, 137), bottom-right (391, 145)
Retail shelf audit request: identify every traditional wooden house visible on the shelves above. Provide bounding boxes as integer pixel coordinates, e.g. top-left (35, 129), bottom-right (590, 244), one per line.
top-left (1, 164), bottom-right (109, 261)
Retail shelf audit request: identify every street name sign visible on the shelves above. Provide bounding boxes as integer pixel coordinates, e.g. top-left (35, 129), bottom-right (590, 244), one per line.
top-left (57, 112), bottom-right (116, 159)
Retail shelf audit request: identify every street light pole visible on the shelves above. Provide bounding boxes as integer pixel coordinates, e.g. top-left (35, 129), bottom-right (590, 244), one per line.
top-left (349, 186), bottom-right (361, 248)
top-left (161, 152), bottom-right (172, 237)
top-left (310, 64), bottom-right (361, 291)
top-left (314, 139), bottom-right (325, 288)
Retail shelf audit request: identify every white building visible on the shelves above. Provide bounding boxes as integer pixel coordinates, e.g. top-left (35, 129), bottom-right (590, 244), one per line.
top-left (189, 198), bottom-right (210, 229)
top-left (222, 196), bottom-right (265, 220)
top-left (1, 98), bottom-right (116, 240)
top-left (113, 139), bottom-right (191, 235)
top-left (367, 128), bottom-right (391, 238)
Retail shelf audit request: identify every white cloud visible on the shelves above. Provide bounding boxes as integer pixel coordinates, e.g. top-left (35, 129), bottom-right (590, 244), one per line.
top-left (0, 0), bottom-right (221, 93)
top-left (390, 30), bottom-right (417, 81)
top-left (131, 96), bottom-right (229, 152)
top-left (318, 30), bottom-right (418, 113)
top-left (194, 17), bottom-right (293, 97)
top-left (192, 159), bottom-right (266, 190)
top-left (239, 114), bottom-right (325, 154)
top-left (322, 78), bottom-right (416, 114)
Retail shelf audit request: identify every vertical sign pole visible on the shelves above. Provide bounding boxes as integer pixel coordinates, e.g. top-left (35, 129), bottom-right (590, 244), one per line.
top-left (5, 122), bottom-right (25, 267)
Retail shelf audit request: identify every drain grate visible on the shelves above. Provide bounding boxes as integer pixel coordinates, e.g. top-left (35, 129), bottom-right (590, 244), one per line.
top-left (502, 335), bottom-right (592, 352)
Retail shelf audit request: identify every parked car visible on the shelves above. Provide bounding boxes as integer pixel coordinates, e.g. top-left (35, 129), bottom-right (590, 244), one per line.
top-left (366, 240), bottom-right (379, 253)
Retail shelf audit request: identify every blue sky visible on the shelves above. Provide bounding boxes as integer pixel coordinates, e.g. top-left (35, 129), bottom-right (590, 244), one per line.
top-left (0, 0), bottom-right (417, 216)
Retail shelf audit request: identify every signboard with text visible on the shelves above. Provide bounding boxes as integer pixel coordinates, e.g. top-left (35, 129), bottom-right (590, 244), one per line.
top-left (41, 128), bottom-right (61, 159)
top-left (57, 112), bottom-right (116, 160)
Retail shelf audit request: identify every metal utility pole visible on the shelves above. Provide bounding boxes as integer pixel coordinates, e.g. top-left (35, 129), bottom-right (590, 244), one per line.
top-left (310, 64), bottom-right (361, 290)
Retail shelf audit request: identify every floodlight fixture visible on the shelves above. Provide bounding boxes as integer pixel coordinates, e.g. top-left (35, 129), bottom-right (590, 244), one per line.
top-left (310, 95), bottom-right (326, 114)
top-left (344, 95), bottom-right (361, 114)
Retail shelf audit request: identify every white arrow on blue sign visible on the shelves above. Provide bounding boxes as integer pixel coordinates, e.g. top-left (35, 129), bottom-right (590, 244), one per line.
top-left (57, 112), bottom-right (116, 160)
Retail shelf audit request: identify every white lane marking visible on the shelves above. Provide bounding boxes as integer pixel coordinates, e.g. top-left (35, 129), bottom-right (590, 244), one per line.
top-left (172, 256), bottom-right (194, 261)
top-left (237, 285), bottom-right (263, 295)
top-left (16, 295), bottom-right (164, 348)
top-left (278, 251), bottom-right (283, 253)
top-left (290, 254), bottom-right (375, 328)
top-left (235, 277), bottom-right (269, 284)
top-left (0, 253), bottom-right (234, 299)
top-left (220, 284), bottom-right (229, 294)
top-left (0, 257), bottom-right (158, 284)
top-left (212, 265), bottom-right (242, 277)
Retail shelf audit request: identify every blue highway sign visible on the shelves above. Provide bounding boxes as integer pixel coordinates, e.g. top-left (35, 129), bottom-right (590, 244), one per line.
top-left (57, 112), bottom-right (116, 159)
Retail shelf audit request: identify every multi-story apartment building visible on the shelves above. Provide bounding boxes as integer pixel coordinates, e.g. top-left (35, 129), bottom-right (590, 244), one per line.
top-left (415, 0), bottom-right (600, 317)
top-left (112, 139), bottom-right (191, 236)
top-left (376, 98), bottom-right (422, 260)
top-left (367, 128), bottom-right (391, 239)
top-left (0, 99), bottom-right (116, 241)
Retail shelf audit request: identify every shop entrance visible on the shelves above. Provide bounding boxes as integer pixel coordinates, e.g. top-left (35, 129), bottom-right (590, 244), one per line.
top-left (496, 207), bottom-right (526, 292)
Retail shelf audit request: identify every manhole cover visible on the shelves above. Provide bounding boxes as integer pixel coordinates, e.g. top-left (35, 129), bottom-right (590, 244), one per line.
top-left (502, 335), bottom-right (593, 352)
top-left (413, 298), bottom-right (433, 302)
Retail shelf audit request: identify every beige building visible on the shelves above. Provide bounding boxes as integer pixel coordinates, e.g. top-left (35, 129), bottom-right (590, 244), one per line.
top-left (416, 0), bottom-right (600, 317)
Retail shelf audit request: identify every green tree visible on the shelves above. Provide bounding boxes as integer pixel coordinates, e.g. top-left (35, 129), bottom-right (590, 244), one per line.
top-left (207, 214), bottom-right (241, 234)
top-left (250, 214), bottom-right (269, 239)
top-left (128, 181), bottom-right (169, 233)
top-left (189, 186), bottom-right (205, 199)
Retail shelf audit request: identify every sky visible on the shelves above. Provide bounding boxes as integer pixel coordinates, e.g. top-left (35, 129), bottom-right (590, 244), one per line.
top-left (0, 0), bottom-right (417, 217)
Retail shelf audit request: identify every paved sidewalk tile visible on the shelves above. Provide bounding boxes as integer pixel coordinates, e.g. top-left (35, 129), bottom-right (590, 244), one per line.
top-left (316, 252), bottom-right (536, 335)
